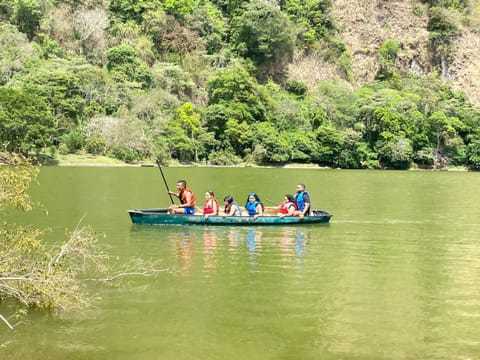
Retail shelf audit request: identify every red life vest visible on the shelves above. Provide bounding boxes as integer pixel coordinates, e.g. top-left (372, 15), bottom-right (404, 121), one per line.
top-left (203, 199), bottom-right (219, 215)
top-left (280, 202), bottom-right (296, 214)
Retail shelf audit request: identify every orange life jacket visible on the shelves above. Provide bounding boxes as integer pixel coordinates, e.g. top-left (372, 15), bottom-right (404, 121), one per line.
top-left (180, 188), bottom-right (195, 207)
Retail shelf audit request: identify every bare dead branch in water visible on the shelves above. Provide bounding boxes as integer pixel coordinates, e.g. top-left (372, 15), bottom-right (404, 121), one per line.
top-left (0, 314), bottom-right (14, 331)
top-left (1, 154), bottom-right (176, 331)
top-left (87, 267), bottom-right (175, 282)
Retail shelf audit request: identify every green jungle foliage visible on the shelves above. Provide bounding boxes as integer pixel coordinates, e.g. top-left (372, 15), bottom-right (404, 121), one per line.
top-left (1, 0), bottom-right (480, 169)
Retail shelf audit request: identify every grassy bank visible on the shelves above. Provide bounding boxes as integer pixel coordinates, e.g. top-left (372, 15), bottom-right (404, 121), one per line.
top-left (44, 154), bottom-right (132, 166)
top-left (38, 154), bottom-right (470, 171)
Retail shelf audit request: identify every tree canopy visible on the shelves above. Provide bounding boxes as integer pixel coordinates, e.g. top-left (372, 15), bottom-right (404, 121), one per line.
top-left (0, 0), bottom-right (479, 169)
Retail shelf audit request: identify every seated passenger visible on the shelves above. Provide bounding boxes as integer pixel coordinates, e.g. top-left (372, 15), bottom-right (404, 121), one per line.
top-left (202, 190), bottom-right (219, 218)
top-left (278, 194), bottom-right (297, 218)
top-left (293, 183), bottom-right (311, 218)
top-left (223, 195), bottom-right (242, 216)
top-left (245, 192), bottom-right (264, 219)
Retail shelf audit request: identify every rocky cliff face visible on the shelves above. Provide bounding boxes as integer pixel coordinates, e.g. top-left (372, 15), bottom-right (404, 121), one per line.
top-left (323, 0), bottom-right (480, 105)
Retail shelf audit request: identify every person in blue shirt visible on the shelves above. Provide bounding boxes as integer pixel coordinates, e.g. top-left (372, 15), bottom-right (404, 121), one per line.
top-left (245, 192), bottom-right (264, 219)
top-left (293, 183), bottom-right (311, 218)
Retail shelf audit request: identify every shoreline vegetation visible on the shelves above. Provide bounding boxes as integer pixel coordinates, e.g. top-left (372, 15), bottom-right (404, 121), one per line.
top-left (2, 2), bottom-right (480, 174)
top-left (42, 154), bottom-right (470, 171)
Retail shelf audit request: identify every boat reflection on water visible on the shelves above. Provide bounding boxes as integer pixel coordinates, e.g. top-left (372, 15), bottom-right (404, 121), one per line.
top-left (279, 228), bottom-right (308, 258)
top-left (175, 229), bottom-right (196, 274)
top-left (246, 229), bottom-right (262, 251)
top-left (202, 228), bottom-right (218, 269)
top-left (130, 225), bottom-right (311, 274)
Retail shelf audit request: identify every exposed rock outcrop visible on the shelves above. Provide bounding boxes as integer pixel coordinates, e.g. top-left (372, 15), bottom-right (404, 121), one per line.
top-left (290, 0), bottom-right (480, 106)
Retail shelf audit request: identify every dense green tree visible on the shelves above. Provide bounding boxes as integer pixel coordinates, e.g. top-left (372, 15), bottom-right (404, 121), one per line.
top-left (174, 102), bottom-right (201, 161)
top-left (107, 45), bottom-right (154, 89)
top-left (376, 133), bottom-right (413, 169)
top-left (164, 121), bottom-right (195, 160)
top-left (207, 64), bottom-right (267, 123)
top-left (0, 0), bottom-right (13, 17)
top-left (109, 0), bottom-right (162, 23)
top-left (262, 80), bottom-right (313, 131)
top-left (11, 0), bottom-right (42, 40)
top-left (336, 128), bottom-right (364, 168)
top-left (189, 1), bottom-right (227, 54)
top-left (284, 0), bottom-right (334, 43)
top-left (313, 81), bottom-right (358, 129)
top-left (164, 0), bottom-right (197, 19)
top-left (355, 87), bottom-right (420, 145)
top-left (251, 122), bottom-right (291, 163)
top-left (224, 118), bottom-right (252, 156)
top-left (152, 62), bottom-right (195, 99)
top-left (231, 2), bottom-right (297, 81)
top-left (11, 58), bottom-right (119, 143)
top-left (466, 139), bottom-right (480, 170)
top-left (0, 87), bottom-right (55, 155)
top-left (376, 39), bottom-right (400, 81)
top-left (288, 130), bottom-right (318, 162)
top-left (429, 110), bottom-right (464, 166)
top-left (204, 102), bottom-right (230, 139)
top-left (313, 124), bottom-right (344, 166)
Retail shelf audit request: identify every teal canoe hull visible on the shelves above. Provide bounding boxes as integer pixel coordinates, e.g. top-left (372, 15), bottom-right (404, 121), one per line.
top-left (128, 208), bottom-right (332, 226)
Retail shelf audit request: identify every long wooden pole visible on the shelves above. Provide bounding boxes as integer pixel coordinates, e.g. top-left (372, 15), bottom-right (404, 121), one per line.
top-left (156, 160), bottom-right (175, 205)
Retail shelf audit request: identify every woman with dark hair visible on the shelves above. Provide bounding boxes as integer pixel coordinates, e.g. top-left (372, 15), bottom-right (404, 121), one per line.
top-left (278, 194), bottom-right (297, 218)
top-left (245, 192), bottom-right (264, 219)
top-left (223, 195), bottom-right (242, 216)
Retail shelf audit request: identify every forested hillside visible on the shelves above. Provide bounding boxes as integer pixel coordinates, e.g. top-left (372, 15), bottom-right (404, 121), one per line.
top-left (1, 0), bottom-right (480, 169)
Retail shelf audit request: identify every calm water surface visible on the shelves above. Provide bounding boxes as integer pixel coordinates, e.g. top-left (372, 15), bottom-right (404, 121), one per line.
top-left (2, 167), bottom-right (480, 360)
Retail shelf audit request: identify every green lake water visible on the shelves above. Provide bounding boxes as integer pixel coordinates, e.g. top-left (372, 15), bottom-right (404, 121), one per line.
top-left (2, 167), bottom-right (480, 359)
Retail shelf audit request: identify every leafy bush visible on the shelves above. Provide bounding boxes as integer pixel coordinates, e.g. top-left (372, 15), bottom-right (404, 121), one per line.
top-left (108, 145), bottom-right (140, 163)
top-left (466, 139), bottom-right (480, 169)
top-left (285, 79), bottom-right (308, 96)
top-left (107, 44), bottom-right (154, 89)
top-left (61, 129), bottom-right (85, 153)
top-left (231, 2), bottom-right (296, 81)
top-left (85, 136), bottom-right (107, 155)
top-left (428, 6), bottom-right (461, 36)
top-left (11, 0), bottom-right (42, 40)
top-left (0, 87), bottom-right (55, 155)
top-left (207, 150), bottom-right (242, 165)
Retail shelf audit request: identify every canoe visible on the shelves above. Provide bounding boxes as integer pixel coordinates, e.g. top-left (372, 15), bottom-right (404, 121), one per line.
top-left (128, 208), bottom-right (332, 226)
